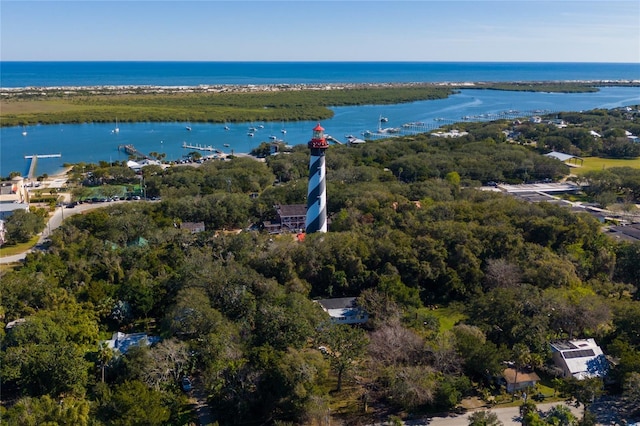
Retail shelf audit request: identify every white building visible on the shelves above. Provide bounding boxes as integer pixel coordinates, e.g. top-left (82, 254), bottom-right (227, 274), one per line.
top-left (316, 297), bottom-right (368, 325)
top-left (550, 338), bottom-right (608, 380)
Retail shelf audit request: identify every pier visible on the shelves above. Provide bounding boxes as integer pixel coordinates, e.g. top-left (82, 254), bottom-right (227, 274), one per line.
top-left (118, 144), bottom-right (150, 159)
top-left (24, 154), bottom-right (62, 179)
top-left (182, 142), bottom-right (221, 153)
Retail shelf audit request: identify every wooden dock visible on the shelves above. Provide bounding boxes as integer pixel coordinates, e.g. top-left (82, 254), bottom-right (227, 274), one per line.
top-left (118, 144), bottom-right (150, 159)
top-left (24, 154), bottom-right (62, 178)
top-left (182, 142), bottom-right (221, 153)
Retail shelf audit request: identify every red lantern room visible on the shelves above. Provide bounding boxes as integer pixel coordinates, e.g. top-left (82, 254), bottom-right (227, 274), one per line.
top-left (308, 123), bottom-right (329, 149)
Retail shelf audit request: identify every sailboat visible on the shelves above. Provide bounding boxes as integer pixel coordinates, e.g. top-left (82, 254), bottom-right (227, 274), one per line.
top-left (113, 118), bottom-right (120, 134)
top-left (281, 121), bottom-right (287, 134)
top-left (22, 126), bottom-right (27, 136)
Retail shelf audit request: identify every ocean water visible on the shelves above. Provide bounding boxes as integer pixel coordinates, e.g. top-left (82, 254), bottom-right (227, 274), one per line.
top-left (2, 61), bottom-right (639, 88)
top-left (1, 62), bottom-right (639, 177)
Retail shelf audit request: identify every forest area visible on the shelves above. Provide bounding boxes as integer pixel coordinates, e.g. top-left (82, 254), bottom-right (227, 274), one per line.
top-left (1, 106), bottom-right (640, 425)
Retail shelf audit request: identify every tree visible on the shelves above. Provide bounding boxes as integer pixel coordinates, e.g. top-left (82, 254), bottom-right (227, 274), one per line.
top-left (4, 209), bottom-right (45, 244)
top-left (468, 410), bottom-right (503, 426)
top-left (545, 405), bottom-right (578, 426)
top-left (98, 341), bottom-right (115, 383)
top-left (318, 324), bottom-right (369, 391)
top-left (511, 343), bottom-right (532, 397)
top-left (622, 372), bottom-right (640, 418)
top-left (567, 378), bottom-right (602, 422)
top-left (3, 395), bottom-right (90, 426)
top-left (94, 380), bottom-right (171, 425)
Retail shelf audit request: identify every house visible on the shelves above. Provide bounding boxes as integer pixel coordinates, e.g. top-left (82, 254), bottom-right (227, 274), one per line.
top-left (263, 204), bottom-right (307, 234)
top-left (316, 297), bottom-right (368, 325)
top-left (550, 338), bottom-right (608, 380)
top-left (544, 151), bottom-right (584, 167)
top-left (0, 202), bottom-right (30, 220)
top-left (502, 367), bottom-right (541, 393)
top-left (0, 176), bottom-right (28, 204)
top-left (102, 331), bottom-right (160, 355)
top-left (0, 176), bottom-right (30, 219)
top-left (181, 221), bottom-right (206, 234)
top-left (0, 219), bottom-right (5, 245)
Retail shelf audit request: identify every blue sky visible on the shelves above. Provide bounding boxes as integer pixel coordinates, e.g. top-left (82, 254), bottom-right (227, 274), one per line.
top-left (1, 1), bottom-right (638, 62)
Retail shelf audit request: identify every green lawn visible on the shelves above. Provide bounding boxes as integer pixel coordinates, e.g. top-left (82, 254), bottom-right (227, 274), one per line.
top-left (418, 304), bottom-right (467, 333)
top-left (572, 156), bottom-right (640, 175)
top-left (0, 235), bottom-right (39, 256)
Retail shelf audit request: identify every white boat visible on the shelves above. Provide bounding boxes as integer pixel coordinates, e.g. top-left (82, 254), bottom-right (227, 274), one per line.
top-left (224, 143), bottom-right (230, 147)
top-left (269, 135), bottom-right (277, 140)
top-left (346, 135), bottom-right (366, 144)
top-left (22, 126), bottom-right (27, 136)
top-left (281, 129), bottom-right (287, 134)
top-left (380, 116), bottom-right (389, 123)
top-left (224, 125), bottom-right (230, 131)
top-left (186, 126), bottom-right (192, 131)
top-left (113, 118), bottom-right (119, 134)
top-left (247, 132), bottom-right (254, 137)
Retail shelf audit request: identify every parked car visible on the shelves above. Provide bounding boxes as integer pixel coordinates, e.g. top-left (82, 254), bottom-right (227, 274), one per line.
top-left (181, 377), bottom-right (192, 392)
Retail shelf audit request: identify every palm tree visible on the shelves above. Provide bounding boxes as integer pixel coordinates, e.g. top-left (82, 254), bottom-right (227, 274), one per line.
top-left (511, 343), bottom-right (532, 399)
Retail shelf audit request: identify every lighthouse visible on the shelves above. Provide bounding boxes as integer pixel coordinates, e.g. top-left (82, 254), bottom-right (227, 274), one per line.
top-left (306, 123), bottom-right (329, 233)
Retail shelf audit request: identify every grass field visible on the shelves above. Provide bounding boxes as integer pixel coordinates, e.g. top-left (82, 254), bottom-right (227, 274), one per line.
top-left (0, 235), bottom-right (39, 256)
top-left (571, 156), bottom-right (640, 175)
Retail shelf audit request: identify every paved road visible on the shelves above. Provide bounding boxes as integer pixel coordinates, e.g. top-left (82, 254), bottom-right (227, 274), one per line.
top-left (403, 402), bottom-right (584, 426)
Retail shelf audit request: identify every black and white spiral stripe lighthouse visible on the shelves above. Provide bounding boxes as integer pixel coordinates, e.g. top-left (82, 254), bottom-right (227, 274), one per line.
top-left (305, 123), bottom-right (329, 233)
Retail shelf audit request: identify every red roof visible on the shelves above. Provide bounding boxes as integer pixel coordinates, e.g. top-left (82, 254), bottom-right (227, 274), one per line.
top-left (313, 123), bottom-right (324, 132)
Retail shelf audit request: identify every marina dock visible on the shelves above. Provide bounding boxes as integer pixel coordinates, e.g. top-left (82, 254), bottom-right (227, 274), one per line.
top-left (24, 154), bottom-right (62, 178)
top-left (118, 144), bottom-right (150, 159)
top-left (182, 142), bottom-right (222, 153)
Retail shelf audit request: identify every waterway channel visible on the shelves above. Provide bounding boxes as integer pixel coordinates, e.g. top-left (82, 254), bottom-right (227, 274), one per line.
top-left (1, 86), bottom-right (639, 177)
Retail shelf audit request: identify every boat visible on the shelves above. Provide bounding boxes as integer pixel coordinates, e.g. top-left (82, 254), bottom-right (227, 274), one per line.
top-left (346, 136), bottom-right (366, 145)
top-left (22, 126), bottom-right (27, 136)
top-left (281, 129), bottom-right (287, 134)
top-left (258, 124), bottom-right (264, 129)
top-left (186, 126), bottom-right (192, 131)
top-left (247, 132), bottom-right (254, 137)
top-left (249, 126), bottom-right (257, 132)
top-left (380, 116), bottom-right (389, 123)
top-left (223, 143), bottom-right (230, 147)
top-left (269, 135), bottom-right (277, 140)
top-left (113, 118), bottom-right (119, 134)
top-left (224, 125), bottom-right (230, 131)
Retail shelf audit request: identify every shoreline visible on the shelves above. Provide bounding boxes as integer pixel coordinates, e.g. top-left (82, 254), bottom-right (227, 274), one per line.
top-left (2, 79), bottom-right (639, 95)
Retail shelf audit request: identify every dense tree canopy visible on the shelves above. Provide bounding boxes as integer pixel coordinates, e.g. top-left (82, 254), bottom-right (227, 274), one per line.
top-left (1, 107), bottom-right (639, 423)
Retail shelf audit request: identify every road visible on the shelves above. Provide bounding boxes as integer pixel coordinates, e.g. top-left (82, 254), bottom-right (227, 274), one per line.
top-left (402, 402), bottom-right (584, 426)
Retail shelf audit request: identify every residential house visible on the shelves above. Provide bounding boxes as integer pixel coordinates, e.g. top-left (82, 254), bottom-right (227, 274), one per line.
top-left (102, 331), bottom-right (160, 355)
top-left (550, 338), bottom-right (608, 380)
top-left (181, 221), bottom-right (206, 234)
top-left (264, 204), bottom-right (307, 234)
top-left (0, 176), bottom-right (30, 220)
top-left (502, 367), bottom-right (541, 393)
top-left (316, 297), bottom-right (368, 325)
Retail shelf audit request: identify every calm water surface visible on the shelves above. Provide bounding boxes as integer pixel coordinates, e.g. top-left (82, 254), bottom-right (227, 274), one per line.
top-left (2, 86), bottom-right (639, 177)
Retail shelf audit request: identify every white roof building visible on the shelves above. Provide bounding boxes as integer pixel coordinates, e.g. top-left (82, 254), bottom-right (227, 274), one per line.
top-left (316, 297), bottom-right (368, 325)
top-left (102, 331), bottom-right (160, 355)
top-left (550, 338), bottom-right (608, 380)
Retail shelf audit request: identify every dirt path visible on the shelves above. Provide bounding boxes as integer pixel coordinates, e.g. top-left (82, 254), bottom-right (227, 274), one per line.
top-left (190, 376), bottom-right (214, 426)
